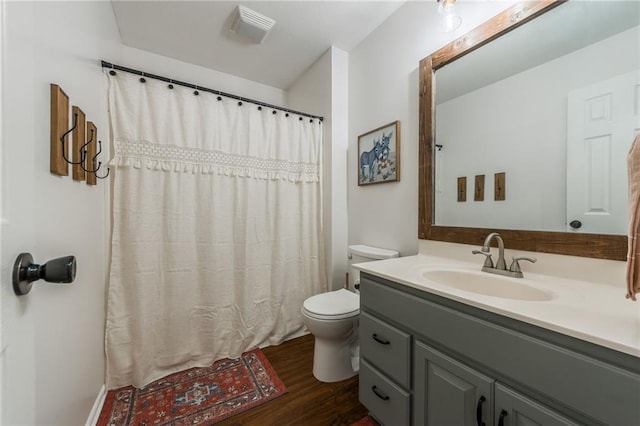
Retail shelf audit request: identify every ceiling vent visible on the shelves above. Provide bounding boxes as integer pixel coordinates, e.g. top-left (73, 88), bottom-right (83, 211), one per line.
top-left (229, 5), bottom-right (276, 44)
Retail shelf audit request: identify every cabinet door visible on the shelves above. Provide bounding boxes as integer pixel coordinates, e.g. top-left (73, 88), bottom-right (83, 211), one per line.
top-left (415, 341), bottom-right (494, 426)
top-left (494, 383), bottom-right (580, 426)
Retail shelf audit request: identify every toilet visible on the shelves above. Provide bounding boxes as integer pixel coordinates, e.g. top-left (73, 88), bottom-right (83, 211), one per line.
top-left (301, 244), bottom-right (399, 382)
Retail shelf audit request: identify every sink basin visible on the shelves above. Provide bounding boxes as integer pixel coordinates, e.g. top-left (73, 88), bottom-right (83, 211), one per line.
top-left (421, 269), bottom-right (552, 301)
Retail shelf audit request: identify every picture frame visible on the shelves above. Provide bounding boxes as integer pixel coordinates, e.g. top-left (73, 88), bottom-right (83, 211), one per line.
top-left (357, 120), bottom-right (400, 186)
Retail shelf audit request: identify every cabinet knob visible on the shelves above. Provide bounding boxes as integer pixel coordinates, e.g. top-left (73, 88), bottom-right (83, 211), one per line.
top-left (476, 395), bottom-right (486, 426)
top-left (498, 409), bottom-right (508, 426)
top-left (371, 385), bottom-right (390, 401)
top-left (371, 333), bottom-right (390, 345)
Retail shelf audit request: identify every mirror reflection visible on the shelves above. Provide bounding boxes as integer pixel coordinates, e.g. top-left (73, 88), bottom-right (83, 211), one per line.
top-left (434, 1), bottom-right (640, 235)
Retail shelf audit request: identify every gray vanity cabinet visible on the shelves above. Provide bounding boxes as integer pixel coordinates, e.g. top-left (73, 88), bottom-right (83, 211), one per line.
top-left (359, 272), bottom-right (640, 426)
top-left (414, 341), bottom-right (494, 426)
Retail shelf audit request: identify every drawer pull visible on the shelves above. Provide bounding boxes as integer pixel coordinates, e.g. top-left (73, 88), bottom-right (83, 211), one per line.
top-left (371, 333), bottom-right (390, 345)
top-left (498, 409), bottom-right (508, 426)
top-left (371, 385), bottom-right (390, 401)
top-left (476, 395), bottom-right (486, 426)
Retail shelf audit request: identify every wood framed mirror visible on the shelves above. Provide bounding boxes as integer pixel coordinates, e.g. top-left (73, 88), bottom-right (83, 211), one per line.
top-left (418, 0), bottom-right (628, 260)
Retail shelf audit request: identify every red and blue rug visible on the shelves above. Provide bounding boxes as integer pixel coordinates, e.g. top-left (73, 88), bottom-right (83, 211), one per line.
top-left (97, 349), bottom-right (286, 425)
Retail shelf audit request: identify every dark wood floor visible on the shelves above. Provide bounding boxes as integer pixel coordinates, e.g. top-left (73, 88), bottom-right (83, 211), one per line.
top-left (218, 334), bottom-right (369, 426)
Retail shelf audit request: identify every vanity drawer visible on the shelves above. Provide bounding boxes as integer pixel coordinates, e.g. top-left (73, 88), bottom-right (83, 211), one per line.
top-left (360, 311), bottom-right (411, 388)
top-left (359, 359), bottom-right (410, 426)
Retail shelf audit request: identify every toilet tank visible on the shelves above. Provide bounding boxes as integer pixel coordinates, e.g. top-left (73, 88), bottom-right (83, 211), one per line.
top-left (348, 244), bottom-right (399, 289)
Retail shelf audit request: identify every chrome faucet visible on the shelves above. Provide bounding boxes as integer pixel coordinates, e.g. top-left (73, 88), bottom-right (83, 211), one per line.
top-left (472, 232), bottom-right (536, 278)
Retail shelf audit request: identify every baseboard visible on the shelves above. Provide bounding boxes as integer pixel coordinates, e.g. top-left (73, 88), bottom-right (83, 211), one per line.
top-left (85, 384), bottom-right (106, 426)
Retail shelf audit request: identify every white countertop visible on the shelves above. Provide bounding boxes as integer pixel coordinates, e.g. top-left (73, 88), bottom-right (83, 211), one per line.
top-left (353, 241), bottom-right (640, 358)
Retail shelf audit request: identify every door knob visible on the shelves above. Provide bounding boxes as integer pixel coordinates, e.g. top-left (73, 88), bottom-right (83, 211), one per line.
top-left (12, 253), bottom-right (77, 296)
top-left (569, 220), bottom-right (582, 229)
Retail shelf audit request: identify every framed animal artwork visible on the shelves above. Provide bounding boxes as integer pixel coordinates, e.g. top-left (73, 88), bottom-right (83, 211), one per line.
top-left (357, 120), bottom-right (400, 186)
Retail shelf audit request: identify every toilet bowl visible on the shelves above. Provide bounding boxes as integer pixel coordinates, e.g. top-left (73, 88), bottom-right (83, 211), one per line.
top-left (302, 245), bottom-right (399, 383)
top-left (302, 288), bottom-right (360, 382)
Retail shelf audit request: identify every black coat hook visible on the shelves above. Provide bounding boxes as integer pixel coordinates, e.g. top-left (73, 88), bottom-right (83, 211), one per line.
top-left (81, 135), bottom-right (101, 174)
top-left (86, 140), bottom-right (109, 177)
top-left (93, 141), bottom-right (110, 179)
top-left (60, 112), bottom-right (86, 165)
top-left (78, 127), bottom-right (95, 163)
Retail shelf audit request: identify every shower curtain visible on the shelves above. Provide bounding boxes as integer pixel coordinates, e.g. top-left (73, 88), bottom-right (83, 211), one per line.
top-left (104, 71), bottom-right (326, 389)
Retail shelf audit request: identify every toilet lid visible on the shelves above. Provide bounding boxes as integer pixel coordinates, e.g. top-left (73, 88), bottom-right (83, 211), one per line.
top-left (303, 288), bottom-right (359, 318)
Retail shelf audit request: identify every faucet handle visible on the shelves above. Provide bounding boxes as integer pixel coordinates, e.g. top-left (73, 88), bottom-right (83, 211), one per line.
top-left (472, 250), bottom-right (494, 268)
top-left (509, 256), bottom-right (537, 273)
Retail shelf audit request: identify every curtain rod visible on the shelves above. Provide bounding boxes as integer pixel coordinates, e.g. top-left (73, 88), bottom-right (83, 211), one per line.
top-left (100, 60), bottom-right (324, 122)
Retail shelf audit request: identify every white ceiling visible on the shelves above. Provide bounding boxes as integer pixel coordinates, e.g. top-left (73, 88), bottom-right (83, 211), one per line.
top-left (111, 0), bottom-right (406, 89)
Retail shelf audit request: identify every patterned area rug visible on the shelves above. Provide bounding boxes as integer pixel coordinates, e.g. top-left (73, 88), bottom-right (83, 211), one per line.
top-left (97, 349), bottom-right (286, 425)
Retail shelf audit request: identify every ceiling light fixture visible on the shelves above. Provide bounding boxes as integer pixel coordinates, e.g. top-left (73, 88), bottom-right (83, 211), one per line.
top-left (229, 5), bottom-right (276, 44)
top-left (437, 0), bottom-right (462, 33)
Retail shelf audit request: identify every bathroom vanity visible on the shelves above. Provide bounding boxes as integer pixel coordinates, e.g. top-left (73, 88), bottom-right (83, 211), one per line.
top-left (356, 249), bottom-right (640, 426)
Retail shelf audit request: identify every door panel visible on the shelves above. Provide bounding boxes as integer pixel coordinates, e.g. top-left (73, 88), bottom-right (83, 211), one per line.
top-left (1, 1), bottom-right (38, 423)
top-left (415, 341), bottom-right (494, 426)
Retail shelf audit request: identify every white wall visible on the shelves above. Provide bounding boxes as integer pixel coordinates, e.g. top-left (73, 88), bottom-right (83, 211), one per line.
top-left (1, 1), bottom-right (121, 425)
top-left (1, 2), bottom-right (289, 425)
top-left (435, 26), bottom-right (639, 232)
top-left (330, 48), bottom-right (349, 288)
top-left (287, 46), bottom-right (349, 290)
top-left (348, 1), bottom-right (514, 257)
top-left (119, 46), bottom-right (286, 107)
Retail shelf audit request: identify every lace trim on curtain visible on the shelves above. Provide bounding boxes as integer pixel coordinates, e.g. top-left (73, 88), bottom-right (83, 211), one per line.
top-left (109, 138), bottom-right (319, 182)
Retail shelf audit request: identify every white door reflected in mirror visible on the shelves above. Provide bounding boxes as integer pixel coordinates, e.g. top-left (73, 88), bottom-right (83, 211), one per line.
top-left (566, 70), bottom-right (640, 234)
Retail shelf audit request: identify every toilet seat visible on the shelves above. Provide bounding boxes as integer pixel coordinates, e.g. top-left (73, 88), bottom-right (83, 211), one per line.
top-left (303, 288), bottom-right (359, 320)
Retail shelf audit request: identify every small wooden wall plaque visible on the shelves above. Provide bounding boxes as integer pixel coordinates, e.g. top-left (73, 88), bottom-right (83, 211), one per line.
top-left (86, 121), bottom-right (97, 186)
top-left (457, 177), bottom-right (467, 202)
top-left (474, 175), bottom-right (485, 201)
top-left (50, 84), bottom-right (69, 176)
top-left (495, 172), bottom-right (506, 201)
top-left (72, 106), bottom-right (86, 181)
